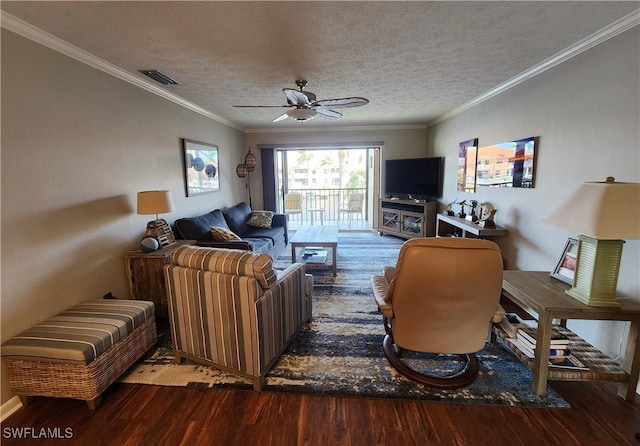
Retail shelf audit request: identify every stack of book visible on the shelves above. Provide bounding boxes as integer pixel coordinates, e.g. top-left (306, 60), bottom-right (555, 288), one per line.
top-left (510, 326), bottom-right (588, 370)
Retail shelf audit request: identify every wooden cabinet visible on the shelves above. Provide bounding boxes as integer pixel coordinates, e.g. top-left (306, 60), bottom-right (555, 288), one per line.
top-left (436, 213), bottom-right (507, 239)
top-left (378, 199), bottom-right (437, 239)
top-left (124, 240), bottom-right (194, 320)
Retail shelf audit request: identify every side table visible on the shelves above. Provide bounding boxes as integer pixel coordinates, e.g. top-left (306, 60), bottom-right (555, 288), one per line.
top-left (499, 270), bottom-right (640, 401)
top-left (124, 240), bottom-right (194, 320)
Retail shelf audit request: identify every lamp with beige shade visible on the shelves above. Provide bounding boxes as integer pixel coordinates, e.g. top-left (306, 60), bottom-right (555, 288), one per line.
top-left (137, 190), bottom-right (176, 248)
top-left (544, 177), bottom-right (640, 307)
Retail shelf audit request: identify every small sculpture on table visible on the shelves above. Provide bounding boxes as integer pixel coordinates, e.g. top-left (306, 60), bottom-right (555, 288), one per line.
top-left (465, 200), bottom-right (479, 222)
top-left (443, 200), bottom-right (455, 216)
top-left (456, 200), bottom-right (467, 219)
top-left (478, 202), bottom-right (497, 228)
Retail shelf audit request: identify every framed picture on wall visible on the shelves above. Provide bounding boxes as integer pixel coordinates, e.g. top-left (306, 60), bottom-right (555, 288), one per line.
top-left (551, 238), bottom-right (579, 284)
top-left (476, 136), bottom-right (538, 188)
top-left (457, 138), bottom-right (478, 192)
top-left (182, 139), bottom-right (220, 197)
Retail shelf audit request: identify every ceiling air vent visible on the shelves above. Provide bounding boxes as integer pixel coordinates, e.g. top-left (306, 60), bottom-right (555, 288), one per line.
top-left (138, 70), bottom-right (179, 85)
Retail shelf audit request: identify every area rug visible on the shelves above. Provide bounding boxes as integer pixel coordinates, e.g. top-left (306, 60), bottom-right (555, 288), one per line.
top-left (119, 232), bottom-right (570, 408)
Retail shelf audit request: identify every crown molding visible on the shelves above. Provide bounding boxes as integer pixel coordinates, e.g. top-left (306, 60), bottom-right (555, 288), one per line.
top-left (428, 9), bottom-right (640, 127)
top-left (1, 12), bottom-right (243, 131)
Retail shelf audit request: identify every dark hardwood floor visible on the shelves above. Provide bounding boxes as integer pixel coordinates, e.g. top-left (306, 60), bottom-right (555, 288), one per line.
top-left (1, 380), bottom-right (638, 445)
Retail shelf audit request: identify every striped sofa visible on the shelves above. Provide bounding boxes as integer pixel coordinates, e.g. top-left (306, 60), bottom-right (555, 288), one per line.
top-left (164, 245), bottom-right (313, 390)
top-left (1, 300), bottom-right (157, 409)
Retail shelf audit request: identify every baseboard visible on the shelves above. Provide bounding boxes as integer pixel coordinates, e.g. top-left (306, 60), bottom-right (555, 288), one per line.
top-left (1, 396), bottom-right (23, 422)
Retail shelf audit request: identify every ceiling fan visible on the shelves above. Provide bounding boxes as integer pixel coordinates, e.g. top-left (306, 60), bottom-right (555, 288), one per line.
top-left (234, 80), bottom-right (369, 123)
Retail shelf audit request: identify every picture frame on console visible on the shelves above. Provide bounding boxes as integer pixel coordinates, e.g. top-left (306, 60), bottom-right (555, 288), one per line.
top-left (551, 237), bottom-right (579, 284)
top-left (182, 139), bottom-right (220, 197)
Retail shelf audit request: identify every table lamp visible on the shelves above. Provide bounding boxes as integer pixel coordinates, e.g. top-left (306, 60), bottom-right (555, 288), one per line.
top-left (543, 177), bottom-right (640, 307)
top-left (137, 190), bottom-right (176, 248)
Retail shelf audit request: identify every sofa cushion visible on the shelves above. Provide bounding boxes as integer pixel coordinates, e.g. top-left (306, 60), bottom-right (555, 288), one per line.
top-left (244, 226), bottom-right (284, 246)
top-left (242, 237), bottom-right (273, 253)
top-left (247, 211), bottom-right (275, 228)
top-left (222, 202), bottom-right (252, 236)
top-left (210, 226), bottom-right (242, 241)
top-left (174, 209), bottom-right (229, 240)
top-left (170, 245), bottom-right (277, 289)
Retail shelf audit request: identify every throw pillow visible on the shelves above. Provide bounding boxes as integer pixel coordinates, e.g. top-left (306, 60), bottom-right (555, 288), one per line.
top-left (210, 226), bottom-right (241, 241)
top-left (247, 211), bottom-right (275, 229)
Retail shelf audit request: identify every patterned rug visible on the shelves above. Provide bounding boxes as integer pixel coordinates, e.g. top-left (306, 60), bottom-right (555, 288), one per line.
top-left (119, 232), bottom-right (569, 408)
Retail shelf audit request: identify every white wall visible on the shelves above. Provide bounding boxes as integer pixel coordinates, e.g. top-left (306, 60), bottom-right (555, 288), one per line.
top-left (0, 30), bottom-right (246, 403)
top-left (426, 27), bottom-right (639, 383)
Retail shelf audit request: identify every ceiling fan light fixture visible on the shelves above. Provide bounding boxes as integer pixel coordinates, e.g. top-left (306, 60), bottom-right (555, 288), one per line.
top-left (287, 108), bottom-right (317, 122)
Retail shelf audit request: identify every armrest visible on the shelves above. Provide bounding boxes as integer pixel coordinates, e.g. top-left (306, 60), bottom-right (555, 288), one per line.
top-left (255, 263), bottom-right (312, 371)
top-left (271, 214), bottom-right (289, 244)
top-left (371, 275), bottom-right (393, 319)
top-left (195, 240), bottom-right (252, 250)
top-left (382, 266), bottom-right (395, 283)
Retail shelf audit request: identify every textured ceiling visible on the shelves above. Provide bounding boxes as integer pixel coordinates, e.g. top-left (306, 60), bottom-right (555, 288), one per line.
top-left (2, 1), bottom-right (638, 130)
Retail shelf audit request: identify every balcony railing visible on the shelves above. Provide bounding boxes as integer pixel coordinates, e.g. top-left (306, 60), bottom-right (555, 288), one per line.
top-left (282, 187), bottom-right (367, 227)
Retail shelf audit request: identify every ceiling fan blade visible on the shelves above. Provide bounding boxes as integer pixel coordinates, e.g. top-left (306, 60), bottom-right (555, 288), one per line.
top-left (313, 97), bottom-right (369, 108)
top-left (272, 112), bottom-right (290, 122)
top-left (283, 88), bottom-right (315, 106)
top-left (316, 109), bottom-right (343, 120)
top-left (233, 105), bottom-right (291, 108)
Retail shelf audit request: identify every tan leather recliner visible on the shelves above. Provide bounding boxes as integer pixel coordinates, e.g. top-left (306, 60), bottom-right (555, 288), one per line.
top-left (371, 237), bottom-right (505, 389)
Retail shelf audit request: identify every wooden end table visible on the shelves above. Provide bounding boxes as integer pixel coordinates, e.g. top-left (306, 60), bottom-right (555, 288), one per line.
top-left (290, 225), bottom-right (338, 277)
top-left (499, 271), bottom-right (640, 401)
top-left (124, 240), bottom-right (194, 320)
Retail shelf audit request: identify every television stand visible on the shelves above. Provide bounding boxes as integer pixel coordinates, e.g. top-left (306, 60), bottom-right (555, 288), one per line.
top-left (377, 198), bottom-right (436, 239)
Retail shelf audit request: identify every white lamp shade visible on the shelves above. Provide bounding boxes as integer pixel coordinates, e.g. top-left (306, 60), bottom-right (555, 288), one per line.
top-left (543, 179), bottom-right (640, 240)
top-left (287, 108), bottom-right (317, 122)
top-left (137, 190), bottom-right (174, 215)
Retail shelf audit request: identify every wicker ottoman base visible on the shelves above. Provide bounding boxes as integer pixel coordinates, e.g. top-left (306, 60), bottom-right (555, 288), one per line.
top-left (6, 316), bottom-right (157, 410)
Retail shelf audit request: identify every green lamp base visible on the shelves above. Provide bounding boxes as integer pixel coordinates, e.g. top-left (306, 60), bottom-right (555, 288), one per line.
top-left (565, 236), bottom-right (623, 308)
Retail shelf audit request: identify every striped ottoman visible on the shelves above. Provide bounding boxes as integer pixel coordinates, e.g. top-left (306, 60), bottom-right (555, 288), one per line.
top-left (1, 300), bottom-right (157, 410)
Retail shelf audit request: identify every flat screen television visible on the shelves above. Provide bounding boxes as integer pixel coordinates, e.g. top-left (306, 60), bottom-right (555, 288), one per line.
top-left (384, 157), bottom-right (444, 199)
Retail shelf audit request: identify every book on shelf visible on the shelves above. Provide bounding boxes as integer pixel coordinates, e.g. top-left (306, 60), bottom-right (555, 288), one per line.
top-left (304, 250), bottom-right (327, 264)
top-left (517, 326), bottom-right (570, 347)
top-left (507, 339), bottom-right (587, 370)
top-left (508, 338), bottom-right (570, 359)
top-left (548, 355), bottom-right (588, 370)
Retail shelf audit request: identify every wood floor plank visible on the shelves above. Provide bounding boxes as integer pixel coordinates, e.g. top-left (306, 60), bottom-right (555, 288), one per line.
top-left (1, 381), bottom-right (638, 445)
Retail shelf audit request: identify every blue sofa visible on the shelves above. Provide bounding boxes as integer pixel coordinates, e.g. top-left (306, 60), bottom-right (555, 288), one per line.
top-left (173, 202), bottom-right (288, 259)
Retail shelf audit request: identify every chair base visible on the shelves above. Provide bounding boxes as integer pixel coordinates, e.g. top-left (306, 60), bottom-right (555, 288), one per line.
top-left (382, 334), bottom-right (479, 389)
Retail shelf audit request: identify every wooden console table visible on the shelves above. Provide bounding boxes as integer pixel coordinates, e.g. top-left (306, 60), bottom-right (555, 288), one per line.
top-left (436, 214), bottom-right (507, 239)
top-left (499, 271), bottom-right (640, 401)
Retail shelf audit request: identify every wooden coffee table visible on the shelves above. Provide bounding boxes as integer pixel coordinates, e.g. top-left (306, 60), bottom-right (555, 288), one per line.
top-left (290, 225), bottom-right (338, 276)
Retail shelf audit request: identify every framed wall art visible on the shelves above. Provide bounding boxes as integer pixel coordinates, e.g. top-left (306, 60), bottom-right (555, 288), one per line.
top-left (476, 136), bottom-right (538, 188)
top-left (551, 237), bottom-right (579, 284)
top-left (182, 139), bottom-right (220, 197)
top-left (457, 138), bottom-right (478, 193)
